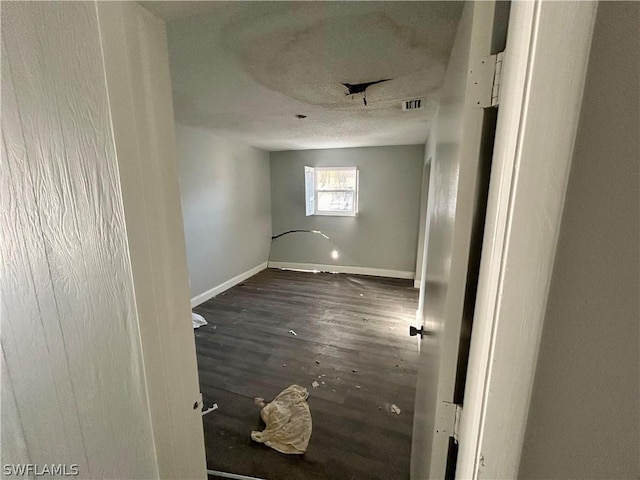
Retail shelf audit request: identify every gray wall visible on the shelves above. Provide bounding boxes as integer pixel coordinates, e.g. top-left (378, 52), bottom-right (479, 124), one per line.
top-left (519, 2), bottom-right (640, 478)
top-left (177, 125), bottom-right (272, 299)
top-left (270, 145), bottom-right (424, 273)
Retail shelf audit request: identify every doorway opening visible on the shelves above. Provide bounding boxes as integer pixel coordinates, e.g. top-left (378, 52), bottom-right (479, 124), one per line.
top-left (140, 1), bottom-right (508, 478)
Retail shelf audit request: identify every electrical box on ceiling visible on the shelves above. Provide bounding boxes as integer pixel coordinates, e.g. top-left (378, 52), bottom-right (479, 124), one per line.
top-left (402, 98), bottom-right (424, 111)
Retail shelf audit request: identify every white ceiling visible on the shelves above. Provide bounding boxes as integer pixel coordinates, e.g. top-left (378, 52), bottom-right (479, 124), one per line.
top-left (142, 1), bottom-right (463, 151)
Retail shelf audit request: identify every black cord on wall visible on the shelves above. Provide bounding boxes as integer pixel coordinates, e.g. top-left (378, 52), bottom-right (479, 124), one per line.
top-left (268, 229), bottom-right (340, 265)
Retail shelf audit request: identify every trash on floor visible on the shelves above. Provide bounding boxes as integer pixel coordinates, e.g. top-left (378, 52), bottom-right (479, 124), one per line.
top-left (192, 312), bottom-right (208, 329)
top-left (250, 384), bottom-right (312, 454)
top-left (254, 397), bottom-right (266, 408)
top-left (311, 380), bottom-right (320, 389)
top-left (202, 403), bottom-right (218, 416)
top-left (288, 330), bottom-right (297, 336)
top-left (391, 404), bottom-right (401, 415)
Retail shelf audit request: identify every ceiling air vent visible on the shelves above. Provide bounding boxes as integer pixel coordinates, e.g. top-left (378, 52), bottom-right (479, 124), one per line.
top-left (402, 98), bottom-right (424, 111)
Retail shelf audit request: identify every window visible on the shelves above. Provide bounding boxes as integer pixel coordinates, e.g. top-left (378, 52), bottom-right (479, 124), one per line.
top-left (305, 166), bottom-right (359, 216)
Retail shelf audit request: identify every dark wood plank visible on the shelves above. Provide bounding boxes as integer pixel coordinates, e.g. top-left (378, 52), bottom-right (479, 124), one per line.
top-left (195, 269), bottom-right (419, 480)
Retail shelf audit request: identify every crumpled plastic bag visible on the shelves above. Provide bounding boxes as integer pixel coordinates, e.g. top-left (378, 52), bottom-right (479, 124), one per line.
top-left (250, 384), bottom-right (312, 454)
top-left (192, 312), bottom-right (207, 329)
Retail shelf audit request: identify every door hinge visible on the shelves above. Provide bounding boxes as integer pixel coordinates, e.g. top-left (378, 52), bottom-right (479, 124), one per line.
top-left (436, 401), bottom-right (463, 442)
top-left (469, 50), bottom-right (505, 108)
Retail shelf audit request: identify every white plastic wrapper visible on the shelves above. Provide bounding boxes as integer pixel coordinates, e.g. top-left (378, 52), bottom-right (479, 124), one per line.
top-left (251, 384), bottom-right (312, 454)
top-left (192, 312), bottom-right (208, 329)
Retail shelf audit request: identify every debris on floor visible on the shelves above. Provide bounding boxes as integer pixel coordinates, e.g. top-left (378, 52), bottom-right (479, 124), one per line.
top-left (254, 397), bottom-right (266, 408)
top-left (391, 404), bottom-right (401, 415)
top-left (311, 380), bottom-right (320, 389)
top-left (192, 312), bottom-right (208, 329)
top-left (251, 384), bottom-right (312, 454)
top-left (206, 469), bottom-right (266, 480)
top-left (288, 330), bottom-right (297, 336)
top-left (202, 403), bottom-right (218, 416)
top-left (355, 385), bottom-right (361, 389)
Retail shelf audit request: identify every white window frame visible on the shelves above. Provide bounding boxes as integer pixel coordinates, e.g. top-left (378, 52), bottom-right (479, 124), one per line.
top-left (305, 166), bottom-right (359, 217)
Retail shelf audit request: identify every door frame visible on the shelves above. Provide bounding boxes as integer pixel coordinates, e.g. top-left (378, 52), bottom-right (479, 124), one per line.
top-left (414, 155), bottom-right (431, 287)
top-left (455, 1), bottom-right (598, 478)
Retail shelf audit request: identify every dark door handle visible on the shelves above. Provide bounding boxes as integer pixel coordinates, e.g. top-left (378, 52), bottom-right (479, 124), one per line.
top-left (409, 325), bottom-right (426, 338)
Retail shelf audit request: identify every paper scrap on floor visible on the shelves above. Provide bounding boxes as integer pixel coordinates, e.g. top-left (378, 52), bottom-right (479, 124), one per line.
top-left (250, 384), bottom-right (312, 454)
top-left (192, 312), bottom-right (208, 329)
top-left (202, 403), bottom-right (218, 416)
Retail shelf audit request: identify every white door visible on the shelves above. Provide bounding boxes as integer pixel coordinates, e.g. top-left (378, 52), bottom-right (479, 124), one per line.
top-left (410, 2), bottom-right (500, 478)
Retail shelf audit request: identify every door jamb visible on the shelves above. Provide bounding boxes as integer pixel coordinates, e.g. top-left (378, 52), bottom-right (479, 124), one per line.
top-left (455, 1), bottom-right (598, 478)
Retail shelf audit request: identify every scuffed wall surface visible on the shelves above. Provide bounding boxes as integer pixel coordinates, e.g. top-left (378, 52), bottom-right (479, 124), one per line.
top-left (176, 125), bottom-right (272, 299)
top-left (519, 2), bottom-right (640, 478)
top-left (1, 2), bottom-right (157, 478)
top-left (270, 145), bottom-right (423, 272)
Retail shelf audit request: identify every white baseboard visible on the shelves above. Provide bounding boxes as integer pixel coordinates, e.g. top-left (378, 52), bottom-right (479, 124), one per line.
top-left (190, 261), bottom-right (268, 308)
top-left (267, 261), bottom-right (414, 280)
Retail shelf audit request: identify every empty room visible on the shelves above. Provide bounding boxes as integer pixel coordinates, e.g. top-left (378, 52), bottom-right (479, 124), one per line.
top-left (152, 2), bottom-right (464, 478)
top-left (3, 1), bottom-right (638, 480)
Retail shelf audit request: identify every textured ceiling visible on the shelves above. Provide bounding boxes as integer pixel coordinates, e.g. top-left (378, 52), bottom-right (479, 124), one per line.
top-left (142, 1), bottom-right (463, 151)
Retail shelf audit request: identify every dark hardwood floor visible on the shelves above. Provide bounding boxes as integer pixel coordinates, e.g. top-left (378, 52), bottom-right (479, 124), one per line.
top-left (194, 268), bottom-right (419, 480)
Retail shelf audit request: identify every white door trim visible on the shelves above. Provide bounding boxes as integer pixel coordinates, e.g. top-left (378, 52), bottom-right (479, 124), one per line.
top-left (456, 1), bottom-right (598, 479)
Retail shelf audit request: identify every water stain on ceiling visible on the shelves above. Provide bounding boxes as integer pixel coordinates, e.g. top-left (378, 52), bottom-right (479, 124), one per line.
top-left (142, 1), bottom-right (464, 151)
top-left (222, 9), bottom-right (450, 108)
